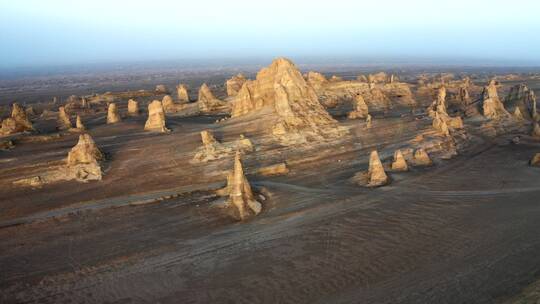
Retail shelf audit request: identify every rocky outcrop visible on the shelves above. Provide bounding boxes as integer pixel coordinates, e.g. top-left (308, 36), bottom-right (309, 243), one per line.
top-left (505, 84), bottom-right (537, 120)
top-left (231, 58), bottom-right (344, 144)
top-left (348, 94), bottom-right (369, 119)
top-left (127, 99), bottom-right (139, 116)
top-left (0, 103), bottom-right (34, 135)
top-left (530, 153), bottom-right (540, 167)
top-left (352, 150), bottom-right (389, 187)
top-left (428, 86), bottom-right (463, 135)
top-left (514, 107), bottom-right (525, 121)
top-left (192, 130), bottom-right (253, 163)
top-left (107, 103), bottom-right (121, 124)
top-left (144, 100), bottom-right (170, 132)
top-left (413, 149), bottom-right (432, 166)
top-left (391, 149), bottom-right (408, 171)
top-left (58, 106), bottom-right (72, 130)
top-left (226, 74), bottom-right (247, 97)
top-left (176, 84), bottom-right (190, 103)
top-left (366, 114), bottom-right (373, 129)
top-left (198, 83), bottom-right (227, 112)
top-left (368, 72), bottom-right (388, 84)
top-left (155, 84), bottom-right (169, 94)
top-left (65, 134), bottom-right (103, 182)
top-left (482, 80), bottom-right (511, 120)
top-left (532, 123), bottom-right (540, 138)
top-left (76, 115), bottom-right (85, 131)
top-left (162, 94), bottom-right (187, 113)
top-left (306, 71), bottom-right (328, 91)
top-left (224, 152), bottom-right (262, 220)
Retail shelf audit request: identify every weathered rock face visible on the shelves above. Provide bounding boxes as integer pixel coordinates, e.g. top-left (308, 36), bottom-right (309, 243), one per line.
top-left (391, 149), bottom-right (408, 171)
top-left (226, 74), bottom-right (247, 97)
top-left (198, 83), bottom-right (227, 112)
top-left (482, 80), bottom-right (511, 120)
top-left (174, 84), bottom-right (188, 103)
top-left (428, 86), bottom-right (463, 135)
top-left (192, 130), bottom-right (253, 163)
top-left (162, 94), bottom-right (188, 113)
top-left (127, 99), bottom-right (139, 116)
top-left (0, 103), bottom-right (34, 135)
top-left (66, 134), bottom-right (103, 182)
top-left (368, 72), bottom-right (388, 84)
top-left (352, 150), bottom-right (389, 187)
top-left (505, 84), bottom-right (537, 120)
top-left (514, 107), bottom-right (525, 121)
top-left (306, 71), bottom-right (328, 91)
top-left (413, 149), bottom-right (433, 166)
top-left (155, 84), bottom-right (169, 94)
top-left (144, 100), bottom-right (169, 132)
top-left (107, 103), bottom-right (121, 124)
top-left (76, 115), bottom-right (85, 130)
top-left (348, 94), bottom-right (369, 119)
top-left (231, 58), bottom-right (343, 144)
top-left (225, 152), bottom-right (262, 220)
top-left (58, 106), bottom-right (72, 130)
top-left (364, 88), bottom-right (391, 111)
top-left (530, 153), bottom-right (540, 167)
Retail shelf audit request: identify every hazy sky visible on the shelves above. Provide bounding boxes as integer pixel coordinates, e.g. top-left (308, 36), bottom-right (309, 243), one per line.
top-left (1, 0), bottom-right (540, 68)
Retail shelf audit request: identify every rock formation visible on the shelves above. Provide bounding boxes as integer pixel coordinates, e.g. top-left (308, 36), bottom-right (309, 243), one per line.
top-left (514, 107), bottom-right (525, 121)
top-left (192, 130), bottom-right (253, 163)
top-left (428, 86), bottom-right (463, 135)
top-left (353, 150), bottom-right (389, 187)
top-left (413, 149), bottom-right (433, 166)
top-left (368, 72), bottom-right (388, 84)
top-left (176, 84), bottom-right (190, 103)
top-left (366, 114), bottom-right (372, 129)
top-left (482, 80), bottom-right (511, 120)
top-left (231, 58), bottom-right (344, 144)
top-left (505, 84), bottom-right (537, 120)
top-left (224, 152), bottom-right (262, 220)
top-left (144, 100), bottom-right (170, 132)
top-left (257, 163), bottom-right (289, 176)
top-left (532, 123), bottom-right (540, 138)
top-left (107, 103), bottom-right (121, 124)
top-left (391, 149), bottom-right (409, 171)
top-left (530, 153), bottom-right (540, 167)
top-left (0, 103), bottom-right (34, 135)
top-left (58, 106), bottom-right (72, 130)
top-left (155, 84), bottom-right (169, 94)
top-left (76, 115), bottom-right (85, 131)
top-left (65, 134), bottom-right (103, 181)
top-left (306, 71), bottom-right (328, 91)
top-left (348, 94), bottom-right (369, 119)
top-left (226, 74), bottom-right (247, 97)
top-left (198, 83), bottom-right (227, 112)
top-left (127, 99), bottom-right (139, 116)
top-left (162, 94), bottom-right (187, 113)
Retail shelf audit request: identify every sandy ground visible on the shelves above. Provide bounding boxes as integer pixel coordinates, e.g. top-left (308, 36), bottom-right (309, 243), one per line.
top-left (1, 75), bottom-right (540, 303)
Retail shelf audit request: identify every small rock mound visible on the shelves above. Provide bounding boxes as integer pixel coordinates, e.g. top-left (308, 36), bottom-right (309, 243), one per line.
top-left (413, 149), bottom-right (433, 166)
top-left (391, 149), bottom-right (409, 172)
top-left (176, 84), bottom-right (190, 103)
top-left (226, 74), bottom-right (247, 97)
top-left (144, 100), bottom-right (170, 132)
top-left (223, 152), bottom-right (262, 220)
top-left (107, 103), bottom-right (121, 124)
top-left (65, 134), bottom-right (104, 182)
top-left (198, 83), bottom-right (227, 112)
top-left (127, 99), bottom-right (139, 116)
top-left (353, 150), bottom-right (389, 187)
top-left (348, 94), bottom-right (369, 119)
top-left (155, 84), bottom-right (169, 94)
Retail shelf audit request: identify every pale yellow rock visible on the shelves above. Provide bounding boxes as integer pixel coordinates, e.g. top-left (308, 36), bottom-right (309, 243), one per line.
top-left (413, 149), bottom-right (433, 166)
top-left (107, 103), bottom-right (121, 124)
top-left (66, 134), bottom-right (103, 181)
top-left (192, 130), bottom-right (252, 163)
top-left (532, 123), bottom-right (540, 138)
top-left (226, 74), bottom-right (247, 97)
top-left (391, 149), bottom-right (409, 171)
top-left (367, 150), bottom-right (389, 187)
top-left (482, 80), bottom-right (511, 120)
top-left (225, 151), bottom-right (262, 220)
top-left (198, 83), bottom-right (227, 112)
top-left (514, 107), bottom-right (525, 121)
top-left (176, 84), bottom-right (190, 103)
top-left (348, 94), bottom-right (369, 119)
top-left (257, 163), bottom-right (289, 176)
top-left (0, 103), bottom-right (33, 135)
top-left (155, 84), bottom-right (169, 94)
top-left (530, 153), bottom-right (540, 166)
top-left (144, 100), bottom-right (169, 132)
top-left (58, 106), bottom-right (72, 130)
top-left (366, 114), bottom-right (372, 129)
top-left (162, 95), bottom-right (174, 112)
top-left (75, 115), bottom-right (85, 131)
top-left (127, 99), bottom-right (139, 116)
top-left (429, 85), bottom-right (463, 133)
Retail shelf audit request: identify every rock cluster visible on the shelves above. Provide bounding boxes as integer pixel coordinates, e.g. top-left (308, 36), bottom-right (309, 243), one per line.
top-left (482, 80), bottom-right (511, 120)
top-left (0, 103), bottom-right (34, 135)
top-left (198, 83), bottom-right (227, 112)
top-left (231, 58), bottom-right (344, 144)
top-left (65, 134), bottom-right (103, 181)
top-left (127, 99), bottom-right (139, 116)
top-left (176, 84), bottom-right (190, 103)
top-left (505, 84), bottom-right (537, 120)
top-left (144, 100), bottom-right (170, 132)
top-left (226, 74), bottom-right (247, 97)
top-left (348, 94), bottom-right (369, 119)
top-left (223, 152), bottom-right (262, 220)
top-left (107, 103), bottom-right (121, 124)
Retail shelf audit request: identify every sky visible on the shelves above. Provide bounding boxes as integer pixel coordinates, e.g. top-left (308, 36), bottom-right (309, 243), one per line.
top-left (1, 0), bottom-right (540, 69)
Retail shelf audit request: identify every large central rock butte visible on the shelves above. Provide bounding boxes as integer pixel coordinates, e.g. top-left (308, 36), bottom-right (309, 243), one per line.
top-left (231, 58), bottom-right (344, 144)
